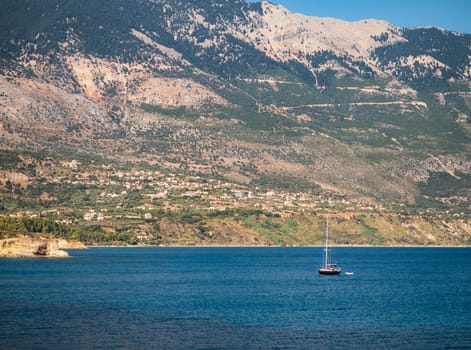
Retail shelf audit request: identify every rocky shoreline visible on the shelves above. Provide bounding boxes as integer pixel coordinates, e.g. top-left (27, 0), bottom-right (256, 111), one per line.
top-left (0, 237), bottom-right (85, 258)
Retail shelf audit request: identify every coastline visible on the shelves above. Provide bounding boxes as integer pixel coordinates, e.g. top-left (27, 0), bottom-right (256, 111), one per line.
top-left (84, 244), bottom-right (471, 248)
top-left (3, 239), bottom-right (468, 258)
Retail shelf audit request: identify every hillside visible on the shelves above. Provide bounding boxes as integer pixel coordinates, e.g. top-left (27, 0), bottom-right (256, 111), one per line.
top-left (0, 0), bottom-right (470, 245)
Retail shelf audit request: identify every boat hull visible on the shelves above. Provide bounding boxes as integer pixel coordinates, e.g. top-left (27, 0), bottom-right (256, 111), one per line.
top-left (318, 267), bottom-right (341, 275)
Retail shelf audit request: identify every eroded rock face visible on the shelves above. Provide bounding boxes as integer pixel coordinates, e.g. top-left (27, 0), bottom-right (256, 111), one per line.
top-left (33, 240), bottom-right (68, 257)
top-left (0, 237), bottom-right (83, 258)
top-left (34, 242), bottom-right (49, 256)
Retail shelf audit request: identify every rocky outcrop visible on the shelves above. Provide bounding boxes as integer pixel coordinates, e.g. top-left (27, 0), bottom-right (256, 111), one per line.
top-left (56, 238), bottom-right (86, 250)
top-left (0, 237), bottom-right (84, 258)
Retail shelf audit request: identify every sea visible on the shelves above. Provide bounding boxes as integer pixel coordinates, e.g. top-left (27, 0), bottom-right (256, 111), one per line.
top-left (0, 247), bottom-right (470, 349)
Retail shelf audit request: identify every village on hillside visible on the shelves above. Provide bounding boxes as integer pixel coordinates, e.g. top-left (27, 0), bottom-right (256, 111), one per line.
top-left (1, 155), bottom-right (469, 246)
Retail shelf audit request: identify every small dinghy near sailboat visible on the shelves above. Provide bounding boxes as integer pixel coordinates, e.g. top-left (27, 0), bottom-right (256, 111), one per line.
top-left (318, 217), bottom-right (341, 275)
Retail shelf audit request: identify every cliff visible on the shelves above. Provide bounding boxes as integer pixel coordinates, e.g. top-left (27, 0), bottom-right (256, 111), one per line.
top-left (0, 237), bottom-right (85, 258)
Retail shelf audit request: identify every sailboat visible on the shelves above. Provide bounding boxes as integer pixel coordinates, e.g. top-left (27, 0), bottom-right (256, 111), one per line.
top-left (318, 217), bottom-right (341, 275)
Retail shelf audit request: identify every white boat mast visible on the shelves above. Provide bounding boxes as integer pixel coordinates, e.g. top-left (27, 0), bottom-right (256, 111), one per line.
top-left (324, 217), bottom-right (329, 267)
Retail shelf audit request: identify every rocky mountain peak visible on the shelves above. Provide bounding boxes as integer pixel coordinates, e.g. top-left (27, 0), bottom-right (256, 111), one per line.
top-left (250, 1), bottom-right (403, 59)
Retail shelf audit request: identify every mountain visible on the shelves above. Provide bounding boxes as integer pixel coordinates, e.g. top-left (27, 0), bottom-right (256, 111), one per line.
top-left (0, 0), bottom-right (470, 228)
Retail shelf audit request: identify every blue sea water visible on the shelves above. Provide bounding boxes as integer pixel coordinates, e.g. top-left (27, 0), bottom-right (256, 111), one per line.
top-left (0, 247), bottom-right (470, 349)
